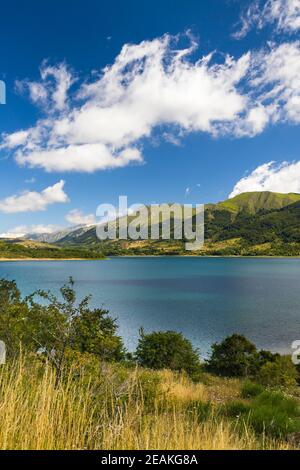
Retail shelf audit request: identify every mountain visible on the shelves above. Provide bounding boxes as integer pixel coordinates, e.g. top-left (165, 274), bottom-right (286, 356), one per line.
top-left (26, 225), bottom-right (93, 244)
top-left (24, 191), bottom-right (300, 257)
top-left (208, 191), bottom-right (300, 215)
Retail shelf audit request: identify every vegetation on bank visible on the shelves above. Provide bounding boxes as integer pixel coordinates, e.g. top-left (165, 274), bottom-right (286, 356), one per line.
top-left (1, 278), bottom-right (300, 450)
top-left (0, 239), bottom-right (104, 260)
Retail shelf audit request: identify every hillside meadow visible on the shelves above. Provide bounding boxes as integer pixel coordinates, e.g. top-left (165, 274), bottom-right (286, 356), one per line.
top-left (0, 356), bottom-right (297, 450)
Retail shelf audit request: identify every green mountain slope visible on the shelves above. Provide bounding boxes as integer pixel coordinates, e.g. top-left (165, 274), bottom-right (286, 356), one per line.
top-left (210, 191), bottom-right (300, 215)
top-left (50, 191), bottom-right (300, 256)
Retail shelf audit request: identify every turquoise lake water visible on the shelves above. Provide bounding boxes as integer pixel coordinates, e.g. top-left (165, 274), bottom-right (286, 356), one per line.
top-left (0, 257), bottom-right (299, 357)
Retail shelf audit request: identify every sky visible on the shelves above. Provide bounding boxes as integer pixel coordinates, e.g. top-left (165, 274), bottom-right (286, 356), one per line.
top-left (0, 0), bottom-right (300, 236)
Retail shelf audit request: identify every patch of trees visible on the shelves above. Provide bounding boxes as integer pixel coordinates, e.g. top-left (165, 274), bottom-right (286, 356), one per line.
top-left (0, 278), bottom-right (298, 388)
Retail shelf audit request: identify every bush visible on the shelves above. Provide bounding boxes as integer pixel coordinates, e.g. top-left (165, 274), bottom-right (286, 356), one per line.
top-left (241, 381), bottom-right (264, 399)
top-left (187, 401), bottom-right (212, 421)
top-left (256, 356), bottom-right (298, 388)
top-left (224, 401), bottom-right (251, 417)
top-left (0, 278), bottom-right (125, 386)
top-left (257, 350), bottom-right (280, 368)
top-left (249, 391), bottom-right (300, 438)
top-left (135, 330), bottom-right (202, 381)
top-left (206, 334), bottom-right (258, 377)
top-left (0, 279), bottom-right (31, 357)
top-left (222, 390), bottom-right (300, 438)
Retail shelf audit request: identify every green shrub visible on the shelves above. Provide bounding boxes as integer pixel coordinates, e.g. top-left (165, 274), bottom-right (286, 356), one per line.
top-left (241, 381), bottom-right (264, 399)
top-left (206, 334), bottom-right (258, 377)
top-left (248, 391), bottom-right (300, 437)
top-left (135, 330), bottom-right (202, 381)
top-left (256, 356), bottom-right (298, 388)
top-left (187, 401), bottom-right (212, 421)
top-left (222, 390), bottom-right (300, 438)
top-left (224, 401), bottom-right (251, 417)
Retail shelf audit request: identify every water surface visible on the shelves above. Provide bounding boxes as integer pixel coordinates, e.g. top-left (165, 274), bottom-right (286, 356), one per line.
top-left (0, 257), bottom-right (299, 357)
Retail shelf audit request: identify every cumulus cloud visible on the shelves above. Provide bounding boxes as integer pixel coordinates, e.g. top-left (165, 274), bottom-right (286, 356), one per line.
top-left (0, 34), bottom-right (254, 173)
top-left (15, 144), bottom-right (142, 173)
top-left (65, 209), bottom-right (96, 226)
top-left (2, 34), bottom-right (300, 172)
top-left (0, 224), bottom-right (61, 239)
top-left (234, 0), bottom-right (300, 39)
top-left (230, 161), bottom-right (300, 197)
top-left (250, 42), bottom-right (300, 124)
top-left (16, 62), bottom-right (75, 112)
top-left (0, 130), bottom-right (30, 149)
top-left (0, 180), bottom-right (69, 213)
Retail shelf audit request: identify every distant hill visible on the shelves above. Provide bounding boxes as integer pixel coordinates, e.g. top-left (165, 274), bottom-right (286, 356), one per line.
top-left (0, 238), bottom-right (104, 260)
top-left (21, 191), bottom-right (300, 257)
top-left (27, 225), bottom-right (93, 244)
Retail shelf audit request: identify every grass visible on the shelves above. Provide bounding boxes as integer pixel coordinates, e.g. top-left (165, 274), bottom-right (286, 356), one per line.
top-left (0, 356), bottom-right (296, 450)
top-left (224, 390), bottom-right (300, 439)
top-left (241, 381), bottom-right (265, 399)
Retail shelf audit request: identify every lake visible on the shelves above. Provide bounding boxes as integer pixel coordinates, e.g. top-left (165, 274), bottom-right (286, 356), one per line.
top-left (0, 257), bottom-right (299, 357)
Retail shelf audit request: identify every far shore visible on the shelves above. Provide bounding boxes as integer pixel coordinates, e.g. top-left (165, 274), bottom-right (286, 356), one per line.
top-left (0, 255), bottom-right (300, 262)
top-left (0, 258), bottom-right (105, 262)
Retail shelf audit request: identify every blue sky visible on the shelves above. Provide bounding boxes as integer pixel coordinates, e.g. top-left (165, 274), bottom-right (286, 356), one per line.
top-left (0, 0), bottom-right (300, 236)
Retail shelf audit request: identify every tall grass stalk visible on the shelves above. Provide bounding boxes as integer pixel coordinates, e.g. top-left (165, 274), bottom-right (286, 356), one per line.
top-left (0, 357), bottom-right (292, 450)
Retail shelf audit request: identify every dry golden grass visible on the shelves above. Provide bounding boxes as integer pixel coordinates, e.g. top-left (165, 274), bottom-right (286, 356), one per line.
top-left (0, 357), bottom-right (293, 450)
top-left (0, 357), bottom-right (97, 450)
top-left (100, 408), bottom-right (257, 450)
top-left (159, 369), bottom-right (207, 405)
top-left (201, 373), bottom-right (243, 404)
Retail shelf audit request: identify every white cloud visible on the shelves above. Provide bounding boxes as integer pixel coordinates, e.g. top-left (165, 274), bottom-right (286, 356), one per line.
top-left (0, 34), bottom-right (254, 173)
top-left (234, 0), bottom-right (300, 38)
top-left (230, 161), bottom-right (300, 197)
top-left (264, 0), bottom-right (300, 32)
top-left (0, 180), bottom-right (69, 213)
top-left (0, 130), bottom-right (29, 149)
top-left (25, 177), bottom-right (36, 184)
top-left (2, 34), bottom-right (300, 173)
top-left (251, 42), bottom-right (300, 124)
top-left (16, 62), bottom-right (75, 112)
top-left (233, 1), bottom-right (262, 39)
top-left (65, 209), bottom-right (96, 226)
top-left (15, 144), bottom-right (142, 173)
top-left (224, 41), bottom-right (300, 135)
top-left (185, 187), bottom-right (191, 197)
top-left (0, 224), bottom-right (61, 239)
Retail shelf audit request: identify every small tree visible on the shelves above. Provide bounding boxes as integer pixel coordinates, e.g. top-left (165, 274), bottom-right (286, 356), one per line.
top-left (256, 349), bottom-right (280, 369)
top-left (257, 356), bottom-right (298, 388)
top-left (27, 277), bottom-right (125, 385)
top-left (0, 279), bottom-right (31, 357)
top-left (207, 334), bottom-right (258, 377)
top-left (135, 330), bottom-right (202, 381)
top-left (0, 277), bottom-right (124, 386)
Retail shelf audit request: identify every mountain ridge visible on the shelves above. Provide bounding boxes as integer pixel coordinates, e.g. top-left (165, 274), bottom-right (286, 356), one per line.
top-left (27, 191), bottom-right (300, 243)
top-left (18, 191), bottom-right (300, 257)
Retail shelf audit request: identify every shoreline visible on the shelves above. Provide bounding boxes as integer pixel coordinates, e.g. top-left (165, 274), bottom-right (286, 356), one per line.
top-left (0, 258), bottom-right (105, 262)
top-left (0, 255), bottom-right (300, 261)
top-left (111, 255), bottom-right (300, 259)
